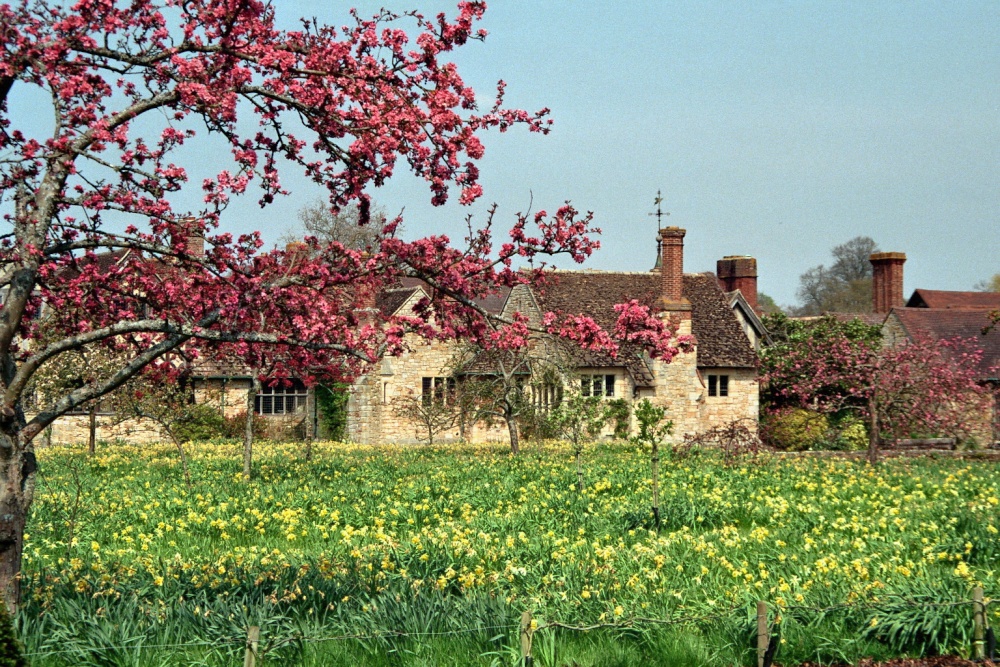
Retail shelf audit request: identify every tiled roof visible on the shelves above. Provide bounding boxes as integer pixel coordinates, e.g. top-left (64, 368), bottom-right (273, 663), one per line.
top-left (906, 289), bottom-right (1000, 310)
top-left (376, 288), bottom-right (419, 317)
top-left (191, 357), bottom-right (251, 379)
top-left (829, 312), bottom-right (886, 327)
top-left (54, 248), bottom-right (135, 282)
top-left (379, 278), bottom-right (510, 317)
top-left (531, 270), bottom-right (757, 372)
top-left (891, 307), bottom-right (1000, 379)
top-left (684, 273), bottom-right (760, 368)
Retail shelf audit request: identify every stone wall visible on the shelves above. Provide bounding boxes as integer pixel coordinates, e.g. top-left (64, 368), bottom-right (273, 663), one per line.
top-left (881, 313), bottom-right (909, 347)
top-left (39, 413), bottom-right (165, 446)
top-left (635, 318), bottom-right (758, 441)
top-left (644, 318), bottom-right (702, 438)
top-left (346, 313), bottom-right (760, 445)
top-left (696, 367), bottom-right (758, 432)
top-left (38, 376), bottom-right (311, 446)
top-left (348, 333), bottom-right (469, 444)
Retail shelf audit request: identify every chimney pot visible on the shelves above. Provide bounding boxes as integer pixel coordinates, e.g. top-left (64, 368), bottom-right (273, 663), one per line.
top-left (716, 255), bottom-right (758, 312)
top-left (172, 217), bottom-right (205, 257)
top-left (870, 251), bottom-right (906, 314)
top-left (658, 227), bottom-right (690, 317)
top-left (284, 241), bottom-right (311, 268)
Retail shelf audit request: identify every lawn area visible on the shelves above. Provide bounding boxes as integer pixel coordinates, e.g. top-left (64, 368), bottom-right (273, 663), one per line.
top-left (17, 440), bottom-right (1000, 666)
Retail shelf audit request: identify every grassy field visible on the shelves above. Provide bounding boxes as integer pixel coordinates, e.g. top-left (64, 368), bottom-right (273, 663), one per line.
top-left (16, 440), bottom-right (1000, 666)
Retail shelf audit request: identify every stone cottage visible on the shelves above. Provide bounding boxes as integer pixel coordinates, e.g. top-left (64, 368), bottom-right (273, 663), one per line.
top-left (38, 228), bottom-right (766, 446)
top-left (347, 227), bottom-right (764, 444)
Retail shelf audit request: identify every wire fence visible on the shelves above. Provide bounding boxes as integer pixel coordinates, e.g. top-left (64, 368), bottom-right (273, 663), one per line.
top-left (19, 589), bottom-right (997, 665)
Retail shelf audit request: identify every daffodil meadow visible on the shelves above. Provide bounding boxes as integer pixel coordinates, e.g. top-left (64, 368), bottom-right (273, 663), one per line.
top-left (17, 441), bottom-right (1000, 666)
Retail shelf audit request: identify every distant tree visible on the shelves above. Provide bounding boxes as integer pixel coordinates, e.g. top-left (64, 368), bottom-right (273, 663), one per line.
top-left (829, 236), bottom-right (879, 284)
top-left (451, 299), bottom-right (689, 454)
top-left (756, 292), bottom-right (782, 315)
top-left (281, 199), bottom-right (395, 253)
top-left (794, 236), bottom-right (879, 315)
top-left (27, 343), bottom-right (118, 456)
top-left (974, 274), bottom-right (1000, 292)
top-left (761, 312), bottom-right (882, 354)
top-left (109, 364), bottom-right (216, 488)
top-left (450, 335), bottom-right (555, 455)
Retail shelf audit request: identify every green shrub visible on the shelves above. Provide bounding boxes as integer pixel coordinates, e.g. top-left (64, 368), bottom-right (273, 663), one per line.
top-left (172, 404), bottom-right (226, 443)
top-left (0, 603), bottom-right (27, 667)
top-left (221, 410), bottom-right (268, 440)
top-left (831, 417), bottom-right (868, 451)
top-left (316, 384), bottom-right (349, 441)
top-left (517, 405), bottom-right (560, 442)
top-left (604, 398), bottom-right (631, 440)
top-left (763, 408), bottom-right (829, 451)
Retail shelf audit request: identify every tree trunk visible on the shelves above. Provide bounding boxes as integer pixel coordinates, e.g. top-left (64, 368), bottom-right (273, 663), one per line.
top-left (507, 415), bottom-right (519, 455)
top-left (456, 387), bottom-right (468, 442)
top-left (868, 395), bottom-right (880, 466)
top-left (87, 404), bottom-right (96, 456)
top-left (651, 442), bottom-right (660, 529)
top-left (303, 386), bottom-right (315, 460)
top-left (243, 377), bottom-right (259, 482)
top-left (171, 437), bottom-right (192, 488)
top-left (575, 446), bottom-right (584, 492)
top-left (0, 420), bottom-right (37, 614)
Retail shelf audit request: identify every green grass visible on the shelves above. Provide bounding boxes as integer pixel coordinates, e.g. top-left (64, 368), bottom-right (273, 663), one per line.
top-left (16, 440), bottom-right (1000, 665)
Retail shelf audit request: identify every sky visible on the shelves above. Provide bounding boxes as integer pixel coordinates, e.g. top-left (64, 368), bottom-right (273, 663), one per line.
top-left (271, 0), bottom-right (999, 308)
top-left (11, 1), bottom-right (999, 308)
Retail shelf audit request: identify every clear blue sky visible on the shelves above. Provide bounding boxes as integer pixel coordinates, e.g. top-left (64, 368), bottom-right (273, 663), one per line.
top-left (274, 0), bottom-right (997, 308)
top-left (13, 1), bottom-right (999, 307)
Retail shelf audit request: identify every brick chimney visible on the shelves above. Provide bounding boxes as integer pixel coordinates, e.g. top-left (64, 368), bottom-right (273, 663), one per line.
top-left (716, 255), bottom-right (758, 311)
top-left (285, 241), bottom-right (308, 266)
top-left (172, 218), bottom-right (205, 257)
top-left (184, 234), bottom-right (205, 257)
top-left (870, 251), bottom-right (906, 314)
top-left (658, 227), bottom-right (691, 317)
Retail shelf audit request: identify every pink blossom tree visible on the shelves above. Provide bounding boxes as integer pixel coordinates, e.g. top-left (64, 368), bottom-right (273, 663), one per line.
top-left (0, 1), bottom-right (680, 610)
top-left (763, 327), bottom-right (991, 464)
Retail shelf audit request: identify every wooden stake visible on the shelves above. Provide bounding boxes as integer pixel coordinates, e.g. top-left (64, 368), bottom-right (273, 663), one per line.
top-left (757, 601), bottom-right (768, 667)
top-left (973, 586), bottom-right (985, 661)
top-left (244, 625), bottom-right (260, 667)
top-left (520, 610), bottom-right (533, 667)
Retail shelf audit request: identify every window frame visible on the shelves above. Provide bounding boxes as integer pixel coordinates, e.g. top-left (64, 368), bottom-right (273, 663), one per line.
top-left (421, 376), bottom-right (457, 406)
top-left (255, 378), bottom-right (309, 416)
top-left (707, 374), bottom-right (730, 398)
top-left (530, 381), bottom-right (564, 412)
top-left (579, 374), bottom-right (616, 398)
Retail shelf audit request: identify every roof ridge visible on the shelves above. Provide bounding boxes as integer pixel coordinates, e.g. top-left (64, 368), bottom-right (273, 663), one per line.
top-left (544, 268), bottom-right (710, 276)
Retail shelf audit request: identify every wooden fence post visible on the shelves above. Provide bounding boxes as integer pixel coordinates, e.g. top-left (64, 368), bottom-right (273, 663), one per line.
top-left (244, 625), bottom-right (260, 667)
top-left (520, 610), bottom-right (534, 666)
top-left (757, 601), bottom-right (769, 667)
top-left (973, 587), bottom-right (985, 661)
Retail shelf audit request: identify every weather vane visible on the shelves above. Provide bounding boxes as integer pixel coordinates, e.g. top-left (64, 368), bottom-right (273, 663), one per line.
top-left (648, 190), bottom-right (669, 230)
